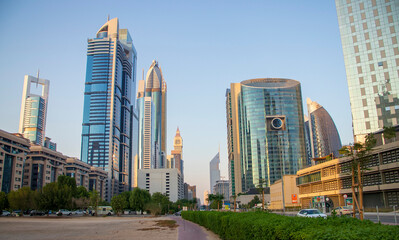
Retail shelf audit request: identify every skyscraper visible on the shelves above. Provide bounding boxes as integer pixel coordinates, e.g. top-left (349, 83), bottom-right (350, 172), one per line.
top-left (336, 0), bottom-right (399, 142)
top-left (306, 98), bottom-right (342, 160)
top-left (19, 74), bottom-right (49, 145)
top-left (137, 60), bottom-right (167, 169)
top-left (209, 153), bottom-right (220, 194)
top-left (226, 78), bottom-right (307, 195)
top-left (80, 18), bottom-right (137, 201)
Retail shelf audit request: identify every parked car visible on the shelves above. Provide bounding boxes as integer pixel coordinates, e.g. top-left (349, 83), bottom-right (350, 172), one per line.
top-left (73, 210), bottom-right (86, 215)
top-left (30, 210), bottom-right (45, 216)
top-left (334, 206), bottom-right (353, 215)
top-left (297, 209), bottom-right (327, 219)
top-left (1, 211), bottom-right (11, 216)
top-left (56, 209), bottom-right (72, 216)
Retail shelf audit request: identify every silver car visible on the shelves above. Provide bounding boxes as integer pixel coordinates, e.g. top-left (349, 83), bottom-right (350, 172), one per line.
top-left (297, 209), bottom-right (327, 219)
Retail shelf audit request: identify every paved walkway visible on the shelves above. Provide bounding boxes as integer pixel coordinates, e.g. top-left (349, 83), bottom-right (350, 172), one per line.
top-left (169, 216), bottom-right (220, 240)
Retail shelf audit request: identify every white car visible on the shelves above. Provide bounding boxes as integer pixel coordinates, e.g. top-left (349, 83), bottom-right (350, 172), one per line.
top-left (334, 206), bottom-right (353, 215)
top-left (297, 209), bottom-right (327, 219)
top-left (56, 209), bottom-right (72, 216)
top-left (1, 211), bottom-right (11, 216)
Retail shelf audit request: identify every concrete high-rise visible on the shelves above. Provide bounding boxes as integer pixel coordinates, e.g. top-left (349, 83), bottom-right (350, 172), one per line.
top-left (226, 78), bottom-right (307, 195)
top-left (336, 0), bottom-right (399, 142)
top-left (80, 18), bottom-right (137, 201)
top-left (137, 60), bottom-right (167, 169)
top-left (306, 98), bottom-right (342, 160)
top-left (209, 153), bottom-right (220, 194)
top-left (19, 75), bottom-right (49, 145)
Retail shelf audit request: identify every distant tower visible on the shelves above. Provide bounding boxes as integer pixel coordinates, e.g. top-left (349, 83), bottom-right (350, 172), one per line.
top-left (19, 74), bottom-right (50, 145)
top-left (209, 153), bottom-right (220, 194)
top-left (171, 127), bottom-right (183, 174)
top-left (307, 98), bottom-right (342, 159)
top-left (137, 60), bottom-right (167, 169)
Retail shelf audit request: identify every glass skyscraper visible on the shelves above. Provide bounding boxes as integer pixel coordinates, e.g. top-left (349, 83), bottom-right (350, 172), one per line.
top-left (306, 98), bottom-right (342, 160)
top-left (226, 78), bottom-right (307, 195)
top-left (209, 152), bottom-right (220, 194)
top-left (80, 18), bottom-right (137, 201)
top-left (336, 0), bottom-right (399, 142)
top-left (19, 75), bottom-right (49, 145)
top-left (137, 60), bottom-right (167, 170)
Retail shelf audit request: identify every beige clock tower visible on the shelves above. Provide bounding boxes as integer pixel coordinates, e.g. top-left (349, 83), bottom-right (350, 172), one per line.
top-left (173, 127), bottom-right (183, 156)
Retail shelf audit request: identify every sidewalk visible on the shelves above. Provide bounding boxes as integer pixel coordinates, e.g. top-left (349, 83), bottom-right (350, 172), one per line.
top-left (169, 216), bottom-right (220, 240)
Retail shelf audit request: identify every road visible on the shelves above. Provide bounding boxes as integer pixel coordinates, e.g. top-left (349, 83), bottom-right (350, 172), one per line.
top-left (274, 211), bottom-right (399, 225)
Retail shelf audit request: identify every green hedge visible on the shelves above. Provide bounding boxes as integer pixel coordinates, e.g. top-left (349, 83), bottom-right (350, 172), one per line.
top-left (181, 211), bottom-right (399, 240)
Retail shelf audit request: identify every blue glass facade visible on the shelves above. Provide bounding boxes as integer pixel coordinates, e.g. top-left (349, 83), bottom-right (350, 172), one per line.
top-left (80, 18), bottom-right (137, 200)
top-left (227, 78), bottom-right (307, 193)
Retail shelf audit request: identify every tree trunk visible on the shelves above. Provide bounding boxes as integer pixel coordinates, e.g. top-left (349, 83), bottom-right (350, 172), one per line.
top-left (358, 163), bottom-right (364, 220)
top-left (262, 190), bottom-right (265, 211)
top-left (234, 197), bottom-right (236, 212)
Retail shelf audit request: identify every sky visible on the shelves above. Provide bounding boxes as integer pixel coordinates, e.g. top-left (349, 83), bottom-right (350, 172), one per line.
top-left (0, 0), bottom-right (352, 204)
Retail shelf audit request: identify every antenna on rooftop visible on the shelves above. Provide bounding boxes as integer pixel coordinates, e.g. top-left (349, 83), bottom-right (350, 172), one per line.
top-left (107, 15), bottom-right (110, 21)
top-left (36, 69), bottom-right (40, 88)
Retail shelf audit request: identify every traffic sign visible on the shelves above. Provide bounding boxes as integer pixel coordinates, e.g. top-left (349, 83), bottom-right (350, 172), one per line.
top-left (343, 194), bottom-right (348, 199)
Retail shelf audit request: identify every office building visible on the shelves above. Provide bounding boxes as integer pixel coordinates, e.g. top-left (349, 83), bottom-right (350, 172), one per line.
top-left (297, 131), bottom-right (399, 210)
top-left (137, 168), bottom-right (183, 202)
top-left (19, 75), bottom-right (50, 145)
top-left (24, 145), bottom-right (67, 190)
top-left (226, 78), bottom-right (307, 195)
top-left (137, 60), bottom-right (167, 169)
top-left (209, 153), bottom-right (220, 194)
top-left (80, 18), bottom-right (137, 201)
top-left (213, 180), bottom-right (229, 201)
top-left (89, 166), bottom-right (108, 200)
top-left (306, 98), bottom-right (342, 160)
top-left (44, 137), bottom-right (57, 151)
top-left (66, 157), bottom-right (91, 189)
top-left (335, 0), bottom-right (399, 142)
top-left (0, 130), bottom-right (30, 193)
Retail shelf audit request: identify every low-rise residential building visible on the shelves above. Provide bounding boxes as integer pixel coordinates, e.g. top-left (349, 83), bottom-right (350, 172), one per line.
top-left (269, 175), bottom-right (300, 210)
top-left (23, 145), bottom-right (66, 190)
top-left (89, 166), bottom-right (107, 200)
top-left (0, 130), bottom-right (30, 193)
top-left (138, 168), bottom-right (183, 202)
top-left (297, 140), bottom-right (399, 210)
top-left (66, 157), bottom-right (90, 189)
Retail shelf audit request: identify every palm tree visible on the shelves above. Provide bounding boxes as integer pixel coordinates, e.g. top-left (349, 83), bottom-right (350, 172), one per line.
top-left (256, 179), bottom-right (267, 210)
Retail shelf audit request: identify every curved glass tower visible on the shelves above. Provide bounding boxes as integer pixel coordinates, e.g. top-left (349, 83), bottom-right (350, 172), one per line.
top-left (80, 18), bottom-right (137, 200)
top-left (226, 78), bottom-right (307, 194)
top-left (307, 98), bottom-right (342, 159)
top-left (137, 60), bottom-right (167, 169)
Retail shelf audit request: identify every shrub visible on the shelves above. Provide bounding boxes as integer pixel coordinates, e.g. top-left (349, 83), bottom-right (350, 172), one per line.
top-left (181, 211), bottom-right (399, 240)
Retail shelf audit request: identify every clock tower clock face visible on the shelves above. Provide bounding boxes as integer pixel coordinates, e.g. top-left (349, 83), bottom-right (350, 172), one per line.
top-left (175, 139), bottom-right (180, 145)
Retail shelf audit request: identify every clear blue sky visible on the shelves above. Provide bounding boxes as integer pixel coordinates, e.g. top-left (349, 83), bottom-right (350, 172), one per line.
top-left (0, 0), bottom-right (351, 203)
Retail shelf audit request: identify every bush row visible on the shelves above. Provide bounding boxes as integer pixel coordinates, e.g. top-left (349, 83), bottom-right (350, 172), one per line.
top-left (181, 211), bottom-right (399, 240)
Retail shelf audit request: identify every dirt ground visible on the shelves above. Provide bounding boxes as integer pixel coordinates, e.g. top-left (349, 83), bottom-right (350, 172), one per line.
top-left (0, 216), bottom-right (178, 240)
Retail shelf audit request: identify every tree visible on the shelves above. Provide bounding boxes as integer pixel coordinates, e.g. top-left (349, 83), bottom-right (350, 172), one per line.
top-left (7, 187), bottom-right (36, 213)
top-left (256, 179), bottom-right (267, 210)
top-left (76, 186), bottom-right (89, 199)
top-left (0, 192), bottom-right (7, 212)
top-left (248, 195), bottom-right (261, 208)
top-left (119, 191), bottom-right (132, 209)
top-left (339, 133), bottom-right (376, 221)
top-left (89, 190), bottom-right (100, 216)
top-left (151, 192), bottom-right (171, 215)
top-left (57, 175), bottom-right (77, 197)
top-left (207, 194), bottom-right (224, 211)
top-left (130, 188), bottom-right (151, 214)
top-left (111, 194), bottom-right (128, 216)
top-left (383, 126), bottom-right (396, 143)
